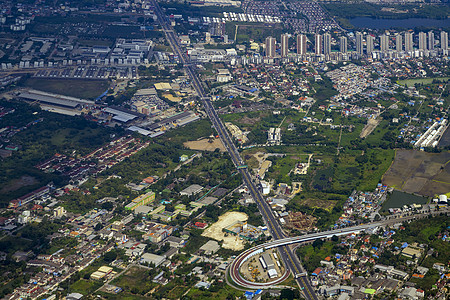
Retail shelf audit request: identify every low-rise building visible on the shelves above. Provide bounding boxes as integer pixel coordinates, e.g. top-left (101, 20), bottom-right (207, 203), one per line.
top-left (140, 253), bottom-right (165, 267)
top-left (199, 240), bottom-right (220, 255)
top-left (180, 184), bottom-right (204, 196)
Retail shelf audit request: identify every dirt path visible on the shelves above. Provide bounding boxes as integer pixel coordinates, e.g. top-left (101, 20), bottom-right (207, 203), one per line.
top-left (360, 117), bottom-right (381, 138)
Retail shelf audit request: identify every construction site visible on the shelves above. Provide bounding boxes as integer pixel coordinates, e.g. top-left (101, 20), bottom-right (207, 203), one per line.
top-left (225, 122), bottom-right (248, 143)
top-left (284, 211), bottom-right (317, 232)
top-left (223, 220), bottom-right (264, 241)
top-left (241, 249), bottom-right (284, 283)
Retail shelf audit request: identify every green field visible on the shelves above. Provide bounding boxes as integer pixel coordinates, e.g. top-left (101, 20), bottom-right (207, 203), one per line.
top-left (70, 279), bottom-right (102, 295)
top-left (266, 155), bottom-right (298, 185)
top-left (381, 190), bottom-right (428, 212)
top-left (398, 77), bottom-right (450, 87)
top-left (234, 23), bottom-right (283, 44)
top-left (111, 266), bottom-right (158, 295)
top-left (24, 78), bottom-right (110, 99)
top-left (186, 284), bottom-right (242, 300)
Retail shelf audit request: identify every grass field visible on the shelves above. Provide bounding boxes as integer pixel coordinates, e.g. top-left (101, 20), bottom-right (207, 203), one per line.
top-left (293, 191), bottom-right (340, 211)
top-left (398, 77), bottom-right (450, 87)
top-left (231, 23), bottom-right (283, 44)
top-left (0, 236), bottom-right (33, 254)
top-left (70, 279), bottom-right (102, 295)
top-left (358, 149), bottom-right (395, 191)
top-left (186, 284), bottom-right (242, 300)
top-left (266, 155), bottom-right (298, 184)
top-left (24, 78), bottom-right (110, 99)
top-left (381, 190), bottom-right (428, 212)
top-left (164, 119), bottom-right (214, 144)
top-left (111, 266), bottom-right (157, 295)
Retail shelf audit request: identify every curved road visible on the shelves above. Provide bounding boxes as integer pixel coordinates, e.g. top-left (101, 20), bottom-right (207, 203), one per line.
top-left (228, 209), bottom-right (450, 289)
top-left (147, 0), bottom-right (449, 297)
top-left (150, 0), bottom-right (317, 297)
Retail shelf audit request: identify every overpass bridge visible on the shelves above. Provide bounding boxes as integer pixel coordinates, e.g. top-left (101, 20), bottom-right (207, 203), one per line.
top-left (228, 222), bottom-right (377, 289)
top-left (227, 209), bottom-right (449, 290)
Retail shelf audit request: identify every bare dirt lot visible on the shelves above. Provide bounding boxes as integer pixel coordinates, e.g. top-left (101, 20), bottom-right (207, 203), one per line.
top-left (298, 197), bottom-right (336, 211)
top-left (382, 150), bottom-right (450, 197)
top-left (202, 211), bottom-right (248, 251)
top-left (240, 115), bottom-right (261, 125)
top-left (360, 117), bottom-right (381, 138)
top-left (1, 176), bottom-right (38, 193)
top-left (184, 138), bottom-right (226, 152)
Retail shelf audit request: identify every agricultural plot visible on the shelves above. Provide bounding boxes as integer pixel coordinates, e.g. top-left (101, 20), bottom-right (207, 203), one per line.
top-left (382, 150), bottom-right (450, 197)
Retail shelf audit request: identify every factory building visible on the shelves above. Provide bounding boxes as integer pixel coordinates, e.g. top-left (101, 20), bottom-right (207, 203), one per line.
top-left (19, 90), bottom-right (94, 109)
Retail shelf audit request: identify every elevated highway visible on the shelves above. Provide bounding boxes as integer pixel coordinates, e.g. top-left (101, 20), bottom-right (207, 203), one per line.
top-left (150, 2), bottom-right (449, 295)
top-left (150, 0), bottom-right (317, 297)
top-left (228, 209), bottom-right (449, 289)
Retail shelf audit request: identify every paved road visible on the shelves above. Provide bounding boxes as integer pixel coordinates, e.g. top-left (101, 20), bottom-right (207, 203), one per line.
top-left (149, 1), bottom-right (316, 297)
top-left (228, 208), bottom-right (450, 289)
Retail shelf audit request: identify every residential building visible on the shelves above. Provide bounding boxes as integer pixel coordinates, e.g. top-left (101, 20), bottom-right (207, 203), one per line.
top-left (396, 34), bottom-right (402, 52)
top-left (53, 206), bottom-right (66, 218)
top-left (428, 31), bottom-right (434, 51)
top-left (405, 32), bottom-right (413, 52)
top-left (281, 34), bottom-right (289, 57)
top-left (380, 34), bottom-right (389, 52)
top-left (441, 31), bottom-right (448, 50)
top-left (356, 32), bottom-right (363, 56)
top-left (315, 34), bottom-right (322, 55)
top-left (265, 36), bottom-right (276, 58)
top-left (419, 32), bottom-right (427, 50)
top-left (366, 35), bottom-right (374, 54)
top-left (323, 33), bottom-right (331, 55)
top-left (297, 34), bottom-right (307, 55)
top-left (340, 36), bottom-right (347, 53)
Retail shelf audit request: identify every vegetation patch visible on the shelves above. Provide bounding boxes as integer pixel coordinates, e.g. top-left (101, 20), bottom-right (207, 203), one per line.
top-left (324, 3), bottom-right (450, 20)
top-left (398, 77), bottom-right (450, 87)
top-left (296, 239), bottom-right (345, 273)
top-left (23, 78), bottom-right (110, 99)
top-left (111, 266), bottom-right (158, 296)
